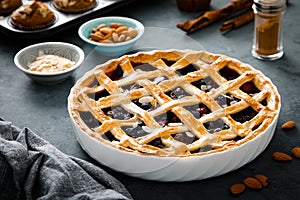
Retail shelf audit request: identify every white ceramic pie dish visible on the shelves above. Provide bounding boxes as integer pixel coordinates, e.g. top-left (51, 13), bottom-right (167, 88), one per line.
top-left (68, 49), bottom-right (281, 181)
top-left (70, 113), bottom-right (278, 181)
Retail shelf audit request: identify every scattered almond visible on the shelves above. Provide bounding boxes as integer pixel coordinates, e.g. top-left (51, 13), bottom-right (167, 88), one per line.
top-left (281, 120), bottom-right (295, 130)
top-left (230, 183), bottom-right (246, 195)
top-left (243, 177), bottom-right (263, 190)
top-left (272, 152), bottom-right (292, 162)
top-left (291, 147), bottom-right (300, 159)
top-left (254, 174), bottom-right (268, 187)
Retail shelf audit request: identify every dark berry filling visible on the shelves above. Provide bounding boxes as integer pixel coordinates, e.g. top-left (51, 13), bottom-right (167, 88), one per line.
top-left (204, 119), bottom-right (229, 134)
top-left (219, 66), bottom-right (240, 80)
top-left (161, 59), bottom-right (176, 67)
top-left (122, 123), bottom-right (150, 139)
top-left (232, 136), bottom-right (244, 142)
top-left (184, 104), bottom-right (211, 119)
top-left (165, 87), bottom-right (189, 99)
top-left (252, 122), bottom-right (263, 131)
top-left (176, 63), bottom-right (198, 75)
top-left (106, 65), bottom-right (123, 80)
top-left (240, 81), bottom-right (260, 94)
top-left (231, 106), bottom-right (258, 123)
top-left (215, 93), bottom-right (241, 107)
top-left (149, 138), bottom-right (166, 149)
top-left (133, 62), bottom-right (157, 71)
top-left (79, 111), bottom-right (101, 129)
top-left (166, 111), bottom-right (181, 124)
top-left (198, 145), bottom-right (213, 152)
top-left (154, 111), bottom-right (181, 127)
top-left (191, 145), bottom-right (213, 154)
top-left (260, 98), bottom-right (267, 106)
top-left (103, 131), bottom-right (117, 142)
top-left (191, 77), bottom-right (219, 92)
top-left (88, 89), bottom-right (110, 101)
top-left (173, 132), bottom-right (196, 144)
top-left (102, 106), bottom-right (133, 120)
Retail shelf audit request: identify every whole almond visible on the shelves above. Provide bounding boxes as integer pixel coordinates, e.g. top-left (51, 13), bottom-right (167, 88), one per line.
top-left (291, 147), bottom-right (300, 159)
top-left (100, 27), bottom-right (112, 35)
top-left (281, 120), bottom-right (295, 130)
top-left (96, 23), bottom-right (106, 30)
top-left (112, 32), bottom-right (119, 43)
top-left (254, 174), bottom-right (268, 187)
top-left (110, 23), bottom-right (124, 28)
top-left (89, 33), bottom-right (102, 41)
top-left (118, 34), bottom-right (126, 42)
top-left (243, 177), bottom-right (262, 190)
top-left (272, 152), bottom-right (292, 162)
top-left (128, 27), bottom-right (138, 38)
top-left (230, 183), bottom-right (246, 195)
top-left (116, 26), bottom-right (128, 34)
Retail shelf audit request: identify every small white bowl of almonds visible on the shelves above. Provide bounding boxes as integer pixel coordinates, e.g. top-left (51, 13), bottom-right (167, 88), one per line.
top-left (78, 16), bottom-right (144, 56)
top-left (14, 42), bottom-right (85, 85)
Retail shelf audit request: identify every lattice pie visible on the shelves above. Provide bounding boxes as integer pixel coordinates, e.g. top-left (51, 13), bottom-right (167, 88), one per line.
top-left (68, 50), bottom-right (280, 157)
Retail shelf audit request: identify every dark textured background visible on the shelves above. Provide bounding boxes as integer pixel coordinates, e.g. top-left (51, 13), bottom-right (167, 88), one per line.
top-left (0, 0), bottom-right (299, 199)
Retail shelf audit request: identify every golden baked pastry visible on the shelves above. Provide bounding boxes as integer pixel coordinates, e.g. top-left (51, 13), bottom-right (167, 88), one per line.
top-left (54, 0), bottom-right (97, 13)
top-left (0, 0), bottom-right (22, 15)
top-left (10, 1), bottom-right (55, 30)
top-left (68, 50), bottom-right (280, 157)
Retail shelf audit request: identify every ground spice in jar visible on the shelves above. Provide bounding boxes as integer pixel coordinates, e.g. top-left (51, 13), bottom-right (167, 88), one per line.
top-left (256, 18), bottom-right (280, 55)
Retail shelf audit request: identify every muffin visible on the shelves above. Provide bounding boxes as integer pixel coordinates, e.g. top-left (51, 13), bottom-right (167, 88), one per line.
top-left (0, 0), bottom-right (22, 15)
top-left (176, 0), bottom-right (211, 12)
top-left (10, 1), bottom-right (56, 30)
top-left (54, 0), bottom-right (97, 13)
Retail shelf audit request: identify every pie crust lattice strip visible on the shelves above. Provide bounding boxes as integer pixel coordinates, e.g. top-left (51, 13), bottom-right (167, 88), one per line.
top-left (68, 50), bottom-right (280, 157)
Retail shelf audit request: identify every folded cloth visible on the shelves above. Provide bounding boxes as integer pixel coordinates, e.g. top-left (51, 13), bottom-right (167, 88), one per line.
top-left (0, 118), bottom-right (133, 200)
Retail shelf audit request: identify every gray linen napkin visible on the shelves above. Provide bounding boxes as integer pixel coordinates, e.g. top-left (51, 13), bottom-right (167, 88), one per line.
top-left (0, 118), bottom-right (133, 200)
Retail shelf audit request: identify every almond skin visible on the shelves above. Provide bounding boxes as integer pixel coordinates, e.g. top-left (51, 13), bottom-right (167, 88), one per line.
top-left (272, 152), bottom-right (292, 162)
top-left (291, 147), bottom-right (300, 159)
top-left (281, 120), bottom-right (295, 130)
top-left (243, 177), bottom-right (262, 190)
top-left (254, 174), bottom-right (269, 187)
top-left (230, 183), bottom-right (246, 195)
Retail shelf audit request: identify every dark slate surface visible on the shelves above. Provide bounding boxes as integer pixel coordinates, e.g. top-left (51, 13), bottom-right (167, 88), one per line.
top-left (0, 0), bottom-right (299, 199)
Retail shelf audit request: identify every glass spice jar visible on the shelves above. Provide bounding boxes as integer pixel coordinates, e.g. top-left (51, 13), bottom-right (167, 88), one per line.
top-left (252, 0), bottom-right (286, 60)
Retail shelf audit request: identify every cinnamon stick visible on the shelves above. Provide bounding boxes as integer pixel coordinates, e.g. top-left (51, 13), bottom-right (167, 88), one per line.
top-left (177, 0), bottom-right (253, 33)
top-left (219, 10), bottom-right (254, 32)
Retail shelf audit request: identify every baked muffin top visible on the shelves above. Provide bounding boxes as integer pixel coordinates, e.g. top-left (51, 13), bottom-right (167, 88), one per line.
top-left (11, 1), bottom-right (55, 29)
top-left (0, 0), bottom-right (22, 15)
top-left (54, 0), bottom-right (97, 12)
